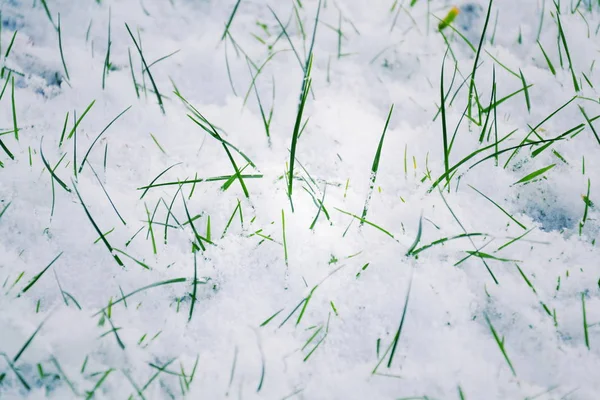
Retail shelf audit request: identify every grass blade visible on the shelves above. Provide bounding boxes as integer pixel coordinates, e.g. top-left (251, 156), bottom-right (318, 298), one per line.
top-left (361, 105), bottom-right (394, 224)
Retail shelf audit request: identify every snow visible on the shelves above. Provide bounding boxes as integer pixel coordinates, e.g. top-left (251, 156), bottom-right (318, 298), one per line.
top-left (1, 0), bottom-right (599, 399)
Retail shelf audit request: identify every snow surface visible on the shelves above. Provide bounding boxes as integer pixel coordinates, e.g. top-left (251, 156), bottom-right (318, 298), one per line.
top-left (1, 0), bottom-right (600, 399)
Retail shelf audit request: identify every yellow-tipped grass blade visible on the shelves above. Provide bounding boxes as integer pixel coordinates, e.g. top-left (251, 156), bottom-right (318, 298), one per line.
top-left (438, 6), bottom-right (460, 31)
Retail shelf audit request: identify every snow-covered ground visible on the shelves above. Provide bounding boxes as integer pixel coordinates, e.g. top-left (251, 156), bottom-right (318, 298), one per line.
top-left (1, 0), bottom-right (599, 398)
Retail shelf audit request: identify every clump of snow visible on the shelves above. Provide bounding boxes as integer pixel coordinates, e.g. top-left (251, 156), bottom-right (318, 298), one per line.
top-left (1, 0), bottom-right (599, 399)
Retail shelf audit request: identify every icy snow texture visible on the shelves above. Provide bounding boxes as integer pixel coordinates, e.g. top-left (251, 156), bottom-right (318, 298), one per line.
top-left (1, 0), bottom-right (600, 399)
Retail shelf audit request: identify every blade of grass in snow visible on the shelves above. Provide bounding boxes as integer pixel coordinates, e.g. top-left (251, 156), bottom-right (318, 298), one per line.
top-left (465, 251), bottom-right (520, 263)
top-left (288, 54), bottom-right (313, 209)
top-left (537, 41), bottom-right (557, 75)
top-left (57, 14), bottom-right (70, 83)
top-left (411, 232), bottom-right (487, 256)
top-left (582, 293), bottom-right (590, 349)
top-left (579, 178), bottom-right (591, 235)
top-left (79, 106), bottom-right (131, 173)
top-left (579, 106), bottom-right (600, 146)
top-left (296, 285), bottom-right (318, 325)
top-left (72, 181), bottom-right (124, 267)
top-left (361, 105), bottom-right (393, 224)
top-left (480, 84), bottom-right (534, 114)
top-left (164, 186), bottom-right (184, 244)
top-left (406, 213), bottom-right (423, 256)
top-left (495, 228), bottom-right (536, 252)
top-left (144, 49), bottom-right (180, 73)
top-left (439, 188), bottom-right (498, 284)
top-left (21, 252), bottom-right (63, 293)
top-left (484, 313), bottom-right (516, 376)
top-left (67, 100), bottom-right (95, 140)
top-left (0, 201), bottom-right (11, 221)
top-left (0, 136), bottom-right (14, 160)
top-left (268, 7), bottom-right (304, 69)
top-left (39, 0), bottom-right (57, 30)
top-left (139, 163), bottom-right (182, 199)
top-left (514, 164), bottom-right (556, 185)
top-left (428, 129), bottom-right (517, 192)
top-left (85, 368), bottom-right (114, 400)
top-left (221, 199), bottom-right (242, 238)
top-left (473, 124), bottom-right (581, 172)
top-left (485, 51), bottom-right (519, 78)
top-left (372, 272), bottom-right (413, 373)
top-left (554, 2), bottom-right (580, 92)
top-left (467, 0), bottom-right (494, 120)
top-left (433, 15), bottom-right (476, 53)
top-left (126, 23), bottom-right (165, 114)
top-left (4, 31), bottom-right (18, 59)
top-left (335, 208), bottom-right (396, 239)
top-left (11, 76), bottom-right (18, 140)
top-left (174, 91), bottom-right (257, 168)
top-left (181, 192), bottom-right (207, 252)
top-left (40, 138), bottom-right (71, 193)
top-left (440, 50), bottom-right (451, 190)
top-left (94, 278), bottom-right (187, 317)
top-left (282, 209), bottom-right (289, 266)
top-left (139, 173), bottom-right (262, 191)
top-left (519, 69), bottom-right (531, 113)
top-left (87, 162), bottom-right (127, 225)
top-left (242, 50), bottom-right (285, 106)
top-left (13, 315), bottom-right (49, 364)
top-left (102, 8), bottom-right (112, 89)
top-left (73, 111), bottom-right (78, 178)
top-left (58, 111), bottom-right (69, 147)
top-left (188, 253), bottom-right (198, 322)
top-left (128, 48), bottom-right (140, 98)
top-left (220, 0), bottom-right (243, 41)
top-left (469, 185), bottom-right (527, 229)
top-left (50, 356), bottom-right (80, 396)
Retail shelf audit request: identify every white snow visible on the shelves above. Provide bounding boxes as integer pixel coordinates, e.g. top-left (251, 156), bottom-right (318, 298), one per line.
top-left (1, 0), bottom-right (600, 399)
